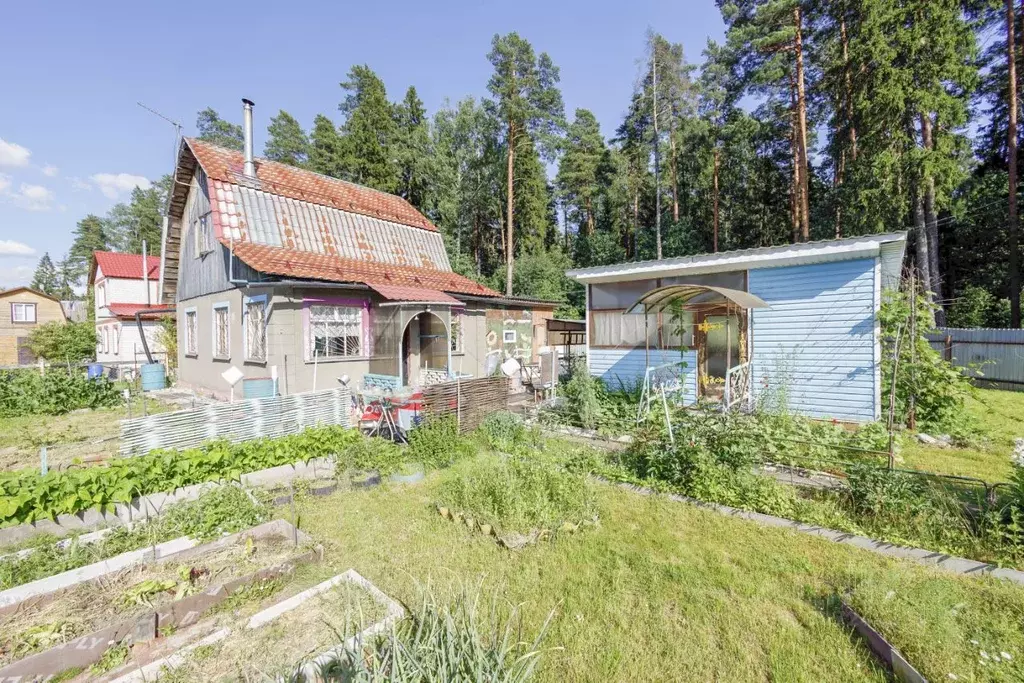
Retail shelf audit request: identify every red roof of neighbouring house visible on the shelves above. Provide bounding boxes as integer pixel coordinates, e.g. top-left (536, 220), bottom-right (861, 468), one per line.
top-left (228, 242), bottom-right (500, 297)
top-left (186, 138), bottom-right (437, 232)
top-left (92, 251), bottom-right (160, 281)
top-left (107, 303), bottom-right (169, 320)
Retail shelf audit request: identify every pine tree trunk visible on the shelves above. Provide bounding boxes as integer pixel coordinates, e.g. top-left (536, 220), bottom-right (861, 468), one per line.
top-left (586, 197), bottom-right (595, 236)
top-left (789, 73), bottom-right (802, 243)
top-left (713, 146), bottom-right (721, 252)
top-left (1009, 0), bottom-right (1022, 327)
top-left (653, 55), bottom-right (663, 259)
top-left (505, 122), bottom-right (515, 297)
top-left (631, 190), bottom-right (639, 258)
top-left (835, 149), bottom-right (845, 239)
top-left (841, 15), bottom-right (858, 161)
top-left (794, 6), bottom-right (811, 242)
top-left (920, 113), bottom-right (944, 325)
top-left (913, 187), bottom-right (936, 327)
top-left (670, 127), bottom-right (680, 223)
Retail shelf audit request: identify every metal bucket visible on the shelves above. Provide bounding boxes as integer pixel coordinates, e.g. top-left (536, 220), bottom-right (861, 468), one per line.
top-left (140, 363), bottom-right (165, 391)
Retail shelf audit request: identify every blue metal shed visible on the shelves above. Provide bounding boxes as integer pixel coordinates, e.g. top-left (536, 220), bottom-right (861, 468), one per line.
top-left (566, 232), bottom-right (907, 423)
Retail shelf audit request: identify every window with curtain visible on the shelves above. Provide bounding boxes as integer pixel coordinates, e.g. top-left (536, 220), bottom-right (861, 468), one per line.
top-left (213, 304), bottom-right (230, 358)
top-left (590, 310), bottom-right (693, 348)
top-left (11, 302), bottom-right (36, 323)
top-left (309, 304), bottom-right (362, 359)
top-left (185, 310), bottom-right (198, 355)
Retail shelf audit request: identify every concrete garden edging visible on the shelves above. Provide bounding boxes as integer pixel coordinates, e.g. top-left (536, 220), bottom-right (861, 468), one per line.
top-left (610, 479), bottom-right (1024, 585)
top-left (840, 599), bottom-right (928, 683)
top-left (0, 520), bottom-right (319, 683)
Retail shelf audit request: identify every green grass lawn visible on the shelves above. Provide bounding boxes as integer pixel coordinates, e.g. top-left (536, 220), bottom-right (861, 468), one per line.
top-left (900, 388), bottom-right (1024, 483)
top-left (292, 475), bottom-right (1024, 682)
top-left (0, 398), bottom-right (171, 471)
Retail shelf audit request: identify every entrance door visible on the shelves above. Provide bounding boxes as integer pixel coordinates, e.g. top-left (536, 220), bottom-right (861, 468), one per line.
top-left (697, 311), bottom-right (740, 401)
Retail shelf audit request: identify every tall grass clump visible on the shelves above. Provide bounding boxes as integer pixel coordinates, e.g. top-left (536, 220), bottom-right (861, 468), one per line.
top-left (437, 454), bottom-right (596, 533)
top-left (408, 416), bottom-right (475, 469)
top-left (302, 588), bottom-right (554, 683)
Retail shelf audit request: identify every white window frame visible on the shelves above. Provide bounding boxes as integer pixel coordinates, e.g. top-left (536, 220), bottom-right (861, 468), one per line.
top-left (11, 302), bottom-right (37, 323)
top-left (503, 329), bottom-right (517, 344)
top-left (243, 295), bottom-right (268, 363)
top-left (95, 282), bottom-right (106, 308)
top-left (185, 307), bottom-right (198, 357)
top-left (212, 301), bottom-right (230, 359)
top-left (307, 303), bottom-right (363, 361)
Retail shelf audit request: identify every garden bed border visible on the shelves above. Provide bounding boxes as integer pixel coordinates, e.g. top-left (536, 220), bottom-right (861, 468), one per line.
top-left (609, 479), bottom-right (1024, 586)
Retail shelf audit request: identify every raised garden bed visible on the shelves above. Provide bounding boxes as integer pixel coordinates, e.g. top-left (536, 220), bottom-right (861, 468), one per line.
top-left (0, 520), bottom-right (318, 681)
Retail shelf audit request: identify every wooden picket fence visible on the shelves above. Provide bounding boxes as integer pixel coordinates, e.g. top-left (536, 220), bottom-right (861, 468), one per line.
top-left (421, 376), bottom-right (510, 433)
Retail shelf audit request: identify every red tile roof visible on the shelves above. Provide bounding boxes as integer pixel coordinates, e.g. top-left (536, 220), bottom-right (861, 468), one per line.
top-left (94, 251), bottom-right (160, 280)
top-left (186, 138), bottom-right (437, 232)
top-left (368, 284), bottom-right (464, 306)
top-left (108, 303), bottom-right (168, 320)
top-left (228, 242), bottom-right (500, 297)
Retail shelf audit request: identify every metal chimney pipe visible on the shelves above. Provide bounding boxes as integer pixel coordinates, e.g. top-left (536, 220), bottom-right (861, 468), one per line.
top-left (242, 98), bottom-right (255, 176)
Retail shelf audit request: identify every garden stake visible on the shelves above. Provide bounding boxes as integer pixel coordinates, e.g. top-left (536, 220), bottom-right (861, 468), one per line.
top-left (660, 386), bottom-right (674, 445)
top-left (289, 481), bottom-right (298, 547)
top-left (39, 446), bottom-right (47, 476)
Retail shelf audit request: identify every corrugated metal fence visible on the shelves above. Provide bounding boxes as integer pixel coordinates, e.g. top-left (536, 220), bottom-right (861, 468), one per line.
top-left (120, 387), bottom-right (353, 456)
top-left (926, 328), bottom-right (1024, 391)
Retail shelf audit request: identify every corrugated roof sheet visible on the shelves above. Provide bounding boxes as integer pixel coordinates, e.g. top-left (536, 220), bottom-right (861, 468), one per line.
top-left (108, 303), bottom-right (166, 320)
top-left (94, 251), bottom-right (160, 280)
top-left (228, 243), bottom-right (501, 297)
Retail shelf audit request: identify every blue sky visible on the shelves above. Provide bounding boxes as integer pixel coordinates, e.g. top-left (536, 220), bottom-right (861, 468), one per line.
top-left (0, 0), bottom-right (724, 289)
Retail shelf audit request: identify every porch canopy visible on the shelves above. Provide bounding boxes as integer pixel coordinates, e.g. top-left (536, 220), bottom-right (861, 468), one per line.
top-left (624, 284), bottom-right (769, 314)
top-left (369, 283), bottom-right (465, 307)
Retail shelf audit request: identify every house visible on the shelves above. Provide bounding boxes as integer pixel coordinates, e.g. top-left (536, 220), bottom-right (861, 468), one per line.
top-left (0, 287), bottom-right (67, 366)
top-left (89, 251), bottom-right (166, 372)
top-left (160, 100), bottom-right (556, 400)
top-left (566, 232), bottom-right (908, 422)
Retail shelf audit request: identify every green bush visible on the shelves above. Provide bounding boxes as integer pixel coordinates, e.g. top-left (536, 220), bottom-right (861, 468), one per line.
top-left (438, 453), bottom-right (597, 533)
top-left (479, 411), bottom-right (532, 453)
top-left (408, 416), bottom-right (474, 469)
top-left (0, 425), bottom-right (360, 527)
top-left (0, 368), bottom-right (121, 417)
top-left (338, 436), bottom-right (404, 475)
top-left (26, 321), bottom-right (97, 364)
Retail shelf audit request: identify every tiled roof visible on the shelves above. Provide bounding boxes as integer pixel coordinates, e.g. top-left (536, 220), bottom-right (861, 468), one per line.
top-left (185, 138), bottom-right (437, 232)
top-left (368, 283), bottom-right (464, 306)
top-left (108, 303), bottom-right (167, 320)
top-left (94, 251), bottom-right (160, 280)
top-left (228, 242), bottom-right (500, 298)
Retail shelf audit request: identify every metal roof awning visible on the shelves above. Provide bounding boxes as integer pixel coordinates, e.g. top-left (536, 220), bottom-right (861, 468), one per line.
top-left (369, 283), bottom-right (465, 307)
top-left (624, 284), bottom-right (770, 314)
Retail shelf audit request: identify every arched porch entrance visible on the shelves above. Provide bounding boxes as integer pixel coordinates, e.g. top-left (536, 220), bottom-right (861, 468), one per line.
top-left (401, 311), bottom-right (451, 386)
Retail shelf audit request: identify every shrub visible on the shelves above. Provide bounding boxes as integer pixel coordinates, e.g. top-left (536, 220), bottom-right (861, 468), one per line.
top-left (479, 411), bottom-right (531, 452)
top-left (408, 416), bottom-right (474, 469)
top-left (561, 358), bottom-right (601, 430)
top-left (339, 437), bottom-right (404, 475)
top-left (438, 453), bottom-right (596, 533)
top-left (0, 368), bottom-right (121, 417)
top-left (26, 321), bottom-right (96, 364)
top-left (307, 588), bottom-right (552, 683)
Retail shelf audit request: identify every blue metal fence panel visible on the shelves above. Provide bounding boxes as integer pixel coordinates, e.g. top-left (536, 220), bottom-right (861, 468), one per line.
top-left (926, 328), bottom-right (1024, 391)
top-left (749, 258), bottom-right (878, 422)
top-left (589, 348), bottom-right (698, 403)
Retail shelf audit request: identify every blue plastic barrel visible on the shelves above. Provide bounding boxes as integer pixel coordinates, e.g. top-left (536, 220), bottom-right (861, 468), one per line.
top-left (140, 362), bottom-right (166, 391)
top-left (86, 363), bottom-right (103, 380)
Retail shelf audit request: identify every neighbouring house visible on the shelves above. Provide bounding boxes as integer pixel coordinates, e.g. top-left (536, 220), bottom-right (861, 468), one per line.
top-left (0, 287), bottom-right (67, 366)
top-left (567, 232), bottom-right (908, 422)
top-left (89, 251), bottom-right (166, 373)
top-left (160, 100), bottom-right (556, 400)
top-left (60, 300), bottom-right (88, 323)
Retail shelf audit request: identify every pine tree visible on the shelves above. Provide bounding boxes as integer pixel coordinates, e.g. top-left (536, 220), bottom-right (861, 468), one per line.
top-left (196, 108), bottom-right (244, 151)
top-left (393, 87), bottom-right (433, 208)
top-left (557, 109), bottom-right (607, 238)
top-left (30, 253), bottom-right (58, 295)
top-left (309, 114), bottom-right (345, 178)
top-left (106, 176), bottom-right (170, 254)
top-left (68, 214), bottom-right (110, 281)
top-left (264, 110), bottom-right (310, 167)
top-left (54, 255), bottom-right (77, 301)
top-left (486, 32), bottom-right (565, 295)
top-left (338, 65), bottom-right (399, 192)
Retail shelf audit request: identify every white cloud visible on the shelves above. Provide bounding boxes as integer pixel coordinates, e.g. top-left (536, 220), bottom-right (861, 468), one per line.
top-left (1, 182), bottom-right (56, 211)
top-left (41, 165), bottom-right (58, 177)
top-left (89, 172), bottom-right (150, 199)
top-left (69, 176), bottom-right (91, 191)
top-left (0, 240), bottom-right (35, 257)
top-left (0, 262), bottom-right (35, 289)
top-left (0, 174), bottom-right (9, 193)
top-left (0, 139), bottom-right (31, 167)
